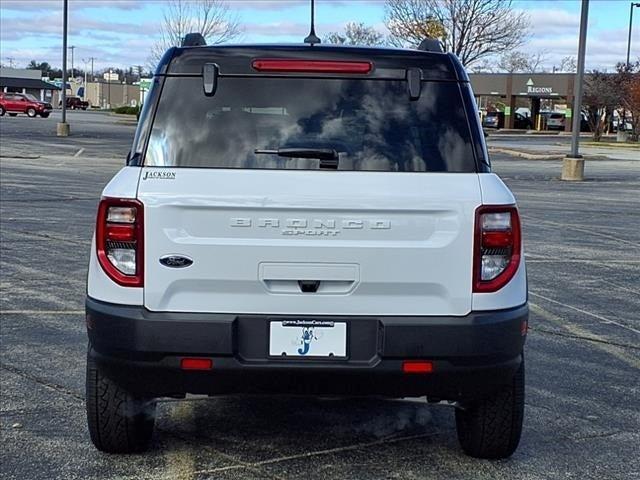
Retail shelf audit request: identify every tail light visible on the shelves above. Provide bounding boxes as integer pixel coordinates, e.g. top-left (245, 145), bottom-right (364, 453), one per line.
top-left (473, 205), bottom-right (521, 293)
top-left (251, 59), bottom-right (373, 74)
top-left (96, 198), bottom-right (144, 287)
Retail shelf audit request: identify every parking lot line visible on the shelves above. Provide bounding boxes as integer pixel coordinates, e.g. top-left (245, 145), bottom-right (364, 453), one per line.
top-left (0, 310), bottom-right (83, 315)
top-left (530, 292), bottom-right (640, 335)
top-left (192, 430), bottom-right (447, 477)
top-left (522, 215), bottom-right (640, 248)
top-left (529, 303), bottom-right (640, 370)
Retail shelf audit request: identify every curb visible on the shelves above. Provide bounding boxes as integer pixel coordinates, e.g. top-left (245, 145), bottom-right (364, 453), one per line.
top-left (108, 113), bottom-right (138, 124)
top-left (1, 153), bottom-right (123, 162)
top-left (488, 147), bottom-right (615, 161)
top-left (488, 147), bottom-right (564, 160)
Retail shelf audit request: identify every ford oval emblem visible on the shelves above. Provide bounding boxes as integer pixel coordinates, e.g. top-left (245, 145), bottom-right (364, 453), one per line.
top-left (159, 255), bottom-right (193, 268)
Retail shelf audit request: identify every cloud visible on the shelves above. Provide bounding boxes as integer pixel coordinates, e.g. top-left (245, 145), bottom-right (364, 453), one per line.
top-left (525, 9), bottom-right (580, 37)
top-left (0, 9), bottom-right (160, 41)
top-left (0, 0), bottom-right (149, 12)
top-left (231, 0), bottom-right (383, 10)
top-left (1, 1), bottom-right (634, 72)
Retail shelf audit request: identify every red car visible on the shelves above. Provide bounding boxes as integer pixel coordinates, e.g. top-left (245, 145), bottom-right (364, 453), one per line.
top-left (0, 93), bottom-right (52, 118)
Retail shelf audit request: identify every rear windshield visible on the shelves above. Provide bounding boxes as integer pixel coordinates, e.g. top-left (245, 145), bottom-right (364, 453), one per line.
top-left (145, 77), bottom-right (476, 172)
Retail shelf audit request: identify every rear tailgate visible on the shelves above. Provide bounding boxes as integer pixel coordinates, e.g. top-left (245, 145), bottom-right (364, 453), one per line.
top-left (139, 169), bottom-right (480, 316)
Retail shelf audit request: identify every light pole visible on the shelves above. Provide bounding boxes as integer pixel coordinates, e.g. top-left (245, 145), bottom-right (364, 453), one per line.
top-left (561, 0), bottom-right (589, 181)
top-left (68, 45), bottom-right (75, 79)
top-left (627, 2), bottom-right (640, 67)
top-left (57, 0), bottom-right (70, 137)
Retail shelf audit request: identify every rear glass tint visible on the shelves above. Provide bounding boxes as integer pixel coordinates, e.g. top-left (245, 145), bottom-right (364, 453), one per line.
top-left (145, 77), bottom-right (476, 172)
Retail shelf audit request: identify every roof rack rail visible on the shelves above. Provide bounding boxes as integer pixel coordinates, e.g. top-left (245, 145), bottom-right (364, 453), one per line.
top-left (417, 38), bottom-right (443, 53)
top-left (182, 33), bottom-right (206, 47)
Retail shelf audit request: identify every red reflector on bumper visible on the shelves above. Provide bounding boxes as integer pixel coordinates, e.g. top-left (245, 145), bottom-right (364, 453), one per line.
top-left (402, 361), bottom-right (434, 374)
top-left (181, 358), bottom-right (213, 370)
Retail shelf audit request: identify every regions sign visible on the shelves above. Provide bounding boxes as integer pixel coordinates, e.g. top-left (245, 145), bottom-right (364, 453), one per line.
top-left (526, 78), bottom-right (553, 95)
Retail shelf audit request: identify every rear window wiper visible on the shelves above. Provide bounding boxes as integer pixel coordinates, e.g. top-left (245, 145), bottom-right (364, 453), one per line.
top-left (254, 148), bottom-right (339, 169)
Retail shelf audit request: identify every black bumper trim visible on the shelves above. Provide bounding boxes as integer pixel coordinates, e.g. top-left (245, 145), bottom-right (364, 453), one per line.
top-left (86, 297), bottom-right (527, 399)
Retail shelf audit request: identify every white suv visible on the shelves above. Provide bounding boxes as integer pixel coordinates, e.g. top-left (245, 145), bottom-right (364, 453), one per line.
top-left (85, 36), bottom-right (528, 459)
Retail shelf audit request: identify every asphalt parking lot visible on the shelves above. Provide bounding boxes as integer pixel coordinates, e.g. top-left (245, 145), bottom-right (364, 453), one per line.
top-left (1, 111), bottom-right (639, 480)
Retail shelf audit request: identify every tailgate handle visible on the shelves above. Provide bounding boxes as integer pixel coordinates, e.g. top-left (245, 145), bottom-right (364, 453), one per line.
top-left (259, 263), bottom-right (359, 294)
top-left (298, 280), bottom-right (321, 293)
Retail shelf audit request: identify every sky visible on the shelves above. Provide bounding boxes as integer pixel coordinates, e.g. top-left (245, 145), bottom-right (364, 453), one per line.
top-left (0, 0), bottom-right (638, 73)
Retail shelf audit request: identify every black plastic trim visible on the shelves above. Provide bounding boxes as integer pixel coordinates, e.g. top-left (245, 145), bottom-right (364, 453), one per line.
top-left (86, 297), bottom-right (527, 399)
top-left (87, 297), bottom-right (527, 360)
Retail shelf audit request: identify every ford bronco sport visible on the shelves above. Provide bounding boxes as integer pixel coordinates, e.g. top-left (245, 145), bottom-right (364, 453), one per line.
top-left (85, 35), bottom-right (528, 459)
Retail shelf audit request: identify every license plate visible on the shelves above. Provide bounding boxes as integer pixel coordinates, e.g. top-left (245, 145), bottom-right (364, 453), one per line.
top-left (269, 320), bottom-right (347, 358)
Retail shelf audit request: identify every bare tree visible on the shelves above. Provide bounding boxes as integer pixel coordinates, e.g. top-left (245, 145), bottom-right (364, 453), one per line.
top-left (149, 0), bottom-right (241, 67)
top-left (556, 56), bottom-right (577, 73)
top-left (526, 50), bottom-right (548, 72)
top-left (583, 71), bottom-right (621, 142)
top-left (325, 22), bottom-right (387, 46)
top-left (468, 58), bottom-right (497, 73)
top-left (497, 50), bottom-right (548, 73)
top-left (616, 61), bottom-right (640, 140)
top-left (385, 0), bottom-right (530, 67)
top-left (497, 51), bottom-right (529, 73)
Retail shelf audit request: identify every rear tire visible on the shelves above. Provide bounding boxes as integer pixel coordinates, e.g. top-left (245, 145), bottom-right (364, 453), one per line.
top-left (26, 108), bottom-right (36, 117)
top-left (455, 355), bottom-right (524, 459)
top-left (86, 346), bottom-right (156, 453)
top-left (0, 106), bottom-right (5, 116)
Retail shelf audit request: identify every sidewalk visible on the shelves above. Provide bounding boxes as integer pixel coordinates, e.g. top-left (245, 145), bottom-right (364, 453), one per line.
top-left (487, 139), bottom-right (639, 161)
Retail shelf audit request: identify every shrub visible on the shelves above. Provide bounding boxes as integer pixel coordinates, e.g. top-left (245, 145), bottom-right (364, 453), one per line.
top-left (113, 106), bottom-right (140, 115)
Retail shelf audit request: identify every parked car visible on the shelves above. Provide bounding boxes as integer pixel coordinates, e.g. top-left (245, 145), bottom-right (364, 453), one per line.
top-left (85, 36), bottom-right (528, 459)
top-left (0, 93), bottom-right (52, 118)
top-left (482, 111), bottom-right (531, 130)
top-left (59, 96), bottom-right (89, 110)
top-left (482, 111), bottom-right (503, 128)
top-left (514, 112), bottom-right (532, 130)
top-left (612, 117), bottom-right (632, 132)
top-left (546, 112), bottom-right (565, 130)
top-left (547, 112), bottom-right (591, 132)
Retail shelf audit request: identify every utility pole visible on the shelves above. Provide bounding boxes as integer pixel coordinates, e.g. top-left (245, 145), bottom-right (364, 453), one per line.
top-left (627, 3), bottom-right (640, 67)
top-left (561, 0), bottom-right (589, 181)
top-left (68, 45), bottom-right (75, 79)
top-left (57, 0), bottom-right (70, 137)
top-left (108, 68), bottom-right (112, 109)
top-left (82, 59), bottom-right (88, 99)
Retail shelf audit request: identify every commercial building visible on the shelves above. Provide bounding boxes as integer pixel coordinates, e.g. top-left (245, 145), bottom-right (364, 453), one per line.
top-left (0, 67), bottom-right (60, 102)
top-left (83, 82), bottom-right (140, 109)
top-left (469, 73), bottom-right (580, 131)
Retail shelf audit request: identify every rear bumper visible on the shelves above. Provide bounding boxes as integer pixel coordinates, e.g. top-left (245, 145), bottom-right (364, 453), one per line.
top-left (86, 297), bottom-right (527, 400)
